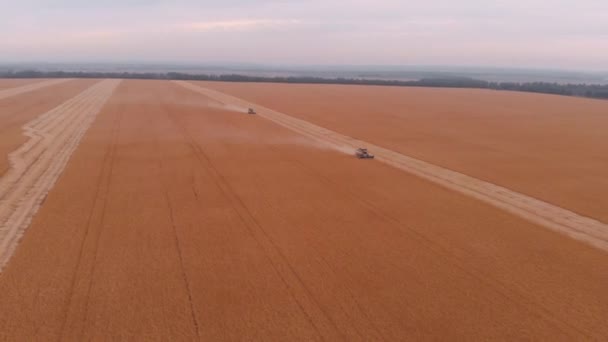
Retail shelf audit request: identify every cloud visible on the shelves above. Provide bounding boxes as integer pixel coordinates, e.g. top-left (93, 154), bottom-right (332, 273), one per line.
top-left (178, 19), bottom-right (302, 33)
top-left (0, 0), bottom-right (607, 69)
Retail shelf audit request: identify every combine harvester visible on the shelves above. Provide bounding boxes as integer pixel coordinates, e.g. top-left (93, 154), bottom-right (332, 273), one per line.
top-left (355, 148), bottom-right (374, 159)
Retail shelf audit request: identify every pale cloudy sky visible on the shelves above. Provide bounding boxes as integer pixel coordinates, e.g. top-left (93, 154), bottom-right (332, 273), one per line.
top-left (0, 0), bottom-right (607, 70)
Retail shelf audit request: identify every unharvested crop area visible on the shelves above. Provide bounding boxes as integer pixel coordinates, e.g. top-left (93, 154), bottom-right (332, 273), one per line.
top-left (0, 79), bottom-right (606, 340)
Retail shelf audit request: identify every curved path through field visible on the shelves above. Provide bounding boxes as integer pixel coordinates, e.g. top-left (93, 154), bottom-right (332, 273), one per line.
top-left (175, 81), bottom-right (608, 252)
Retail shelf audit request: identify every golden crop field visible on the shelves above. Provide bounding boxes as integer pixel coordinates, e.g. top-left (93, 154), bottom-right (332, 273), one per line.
top-left (0, 79), bottom-right (606, 340)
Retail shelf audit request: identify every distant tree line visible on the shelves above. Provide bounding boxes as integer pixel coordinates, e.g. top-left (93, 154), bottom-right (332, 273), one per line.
top-left (2, 70), bottom-right (607, 100)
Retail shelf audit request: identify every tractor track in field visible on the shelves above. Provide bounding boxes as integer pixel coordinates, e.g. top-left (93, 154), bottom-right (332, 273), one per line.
top-left (154, 103), bottom-right (202, 339)
top-left (164, 106), bottom-right (346, 341)
top-left (0, 79), bottom-right (72, 101)
top-left (197, 103), bottom-right (390, 340)
top-left (58, 101), bottom-right (124, 341)
top-left (0, 79), bottom-right (121, 271)
top-left (174, 81), bottom-right (608, 253)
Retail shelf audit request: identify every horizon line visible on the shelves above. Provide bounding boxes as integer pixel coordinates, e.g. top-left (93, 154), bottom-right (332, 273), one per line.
top-left (0, 61), bottom-right (607, 74)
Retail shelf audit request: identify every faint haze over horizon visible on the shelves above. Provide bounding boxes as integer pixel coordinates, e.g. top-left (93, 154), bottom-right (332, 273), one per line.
top-left (1, 1), bottom-right (607, 71)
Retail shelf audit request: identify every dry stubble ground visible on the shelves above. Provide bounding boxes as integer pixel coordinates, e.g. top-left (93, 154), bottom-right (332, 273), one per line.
top-left (0, 80), bottom-right (606, 340)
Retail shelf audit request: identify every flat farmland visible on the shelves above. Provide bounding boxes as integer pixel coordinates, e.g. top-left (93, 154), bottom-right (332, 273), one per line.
top-left (0, 79), bottom-right (46, 90)
top-left (199, 82), bottom-right (608, 223)
top-left (0, 79), bottom-right (606, 340)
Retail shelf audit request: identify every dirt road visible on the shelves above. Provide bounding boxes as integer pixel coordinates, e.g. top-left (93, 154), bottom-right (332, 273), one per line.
top-left (0, 80), bottom-right (606, 340)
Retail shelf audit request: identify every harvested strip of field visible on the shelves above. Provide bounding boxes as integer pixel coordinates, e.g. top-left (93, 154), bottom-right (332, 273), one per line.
top-left (0, 80), bottom-right (98, 176)
top-left (0, 79), bottom-right (121, 270)
top-left (0, 79), bottom-right (46, 90)
top-left (0, 79), bottom-right (71, 101)
top-left (175, 81), bottom-right (608, 252)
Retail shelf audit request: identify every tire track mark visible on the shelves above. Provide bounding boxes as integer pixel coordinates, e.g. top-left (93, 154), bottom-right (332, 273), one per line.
top-left (155, 103), bottom-right (201, 340)
top-left (207, 104), bottom-right (388, 341)
top-left (284, 154), bottom-right (591, 339)
top-left (174, 81), bottom-right (608, 253)
top-left (164, 106), bottom-right (344, 341)
top-left (57, 96), bottom-right (124, 341)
